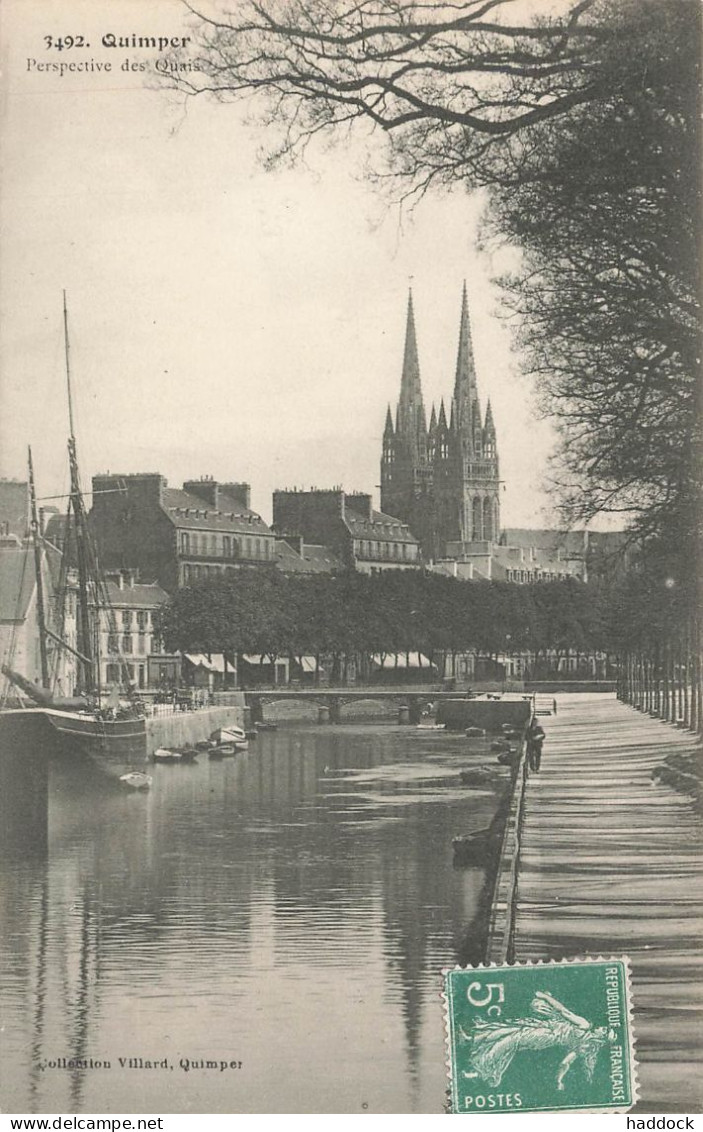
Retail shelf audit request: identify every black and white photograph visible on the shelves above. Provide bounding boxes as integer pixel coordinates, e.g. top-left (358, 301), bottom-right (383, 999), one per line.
top-left (0, 0), bottom-right (700, 1118)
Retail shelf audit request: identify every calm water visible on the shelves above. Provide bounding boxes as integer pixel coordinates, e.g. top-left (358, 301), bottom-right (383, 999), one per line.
top-left (1, 724), bottom-right (506, 1114)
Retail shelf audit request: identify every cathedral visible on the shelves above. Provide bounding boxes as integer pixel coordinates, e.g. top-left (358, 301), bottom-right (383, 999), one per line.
top-left (381, 285), bottom-right (501, 561)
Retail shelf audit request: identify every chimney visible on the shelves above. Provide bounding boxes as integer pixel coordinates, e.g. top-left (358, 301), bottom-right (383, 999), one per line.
top-left (346, 492), bottom-right (372, 520)
top-left (183, 478), bottom-right (220, 510)
top-left (222, 482), bottom-right (251, 510)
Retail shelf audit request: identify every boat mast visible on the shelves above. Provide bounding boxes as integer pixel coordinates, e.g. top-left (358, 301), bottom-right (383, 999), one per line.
top-left (63, 291), bottom-right (96, 696)
top-left (28, 445), bottom-right (51, 688)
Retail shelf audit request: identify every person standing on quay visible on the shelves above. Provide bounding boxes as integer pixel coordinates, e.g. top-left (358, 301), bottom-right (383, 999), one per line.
top-left (527, 720), bottom-right (546, 772)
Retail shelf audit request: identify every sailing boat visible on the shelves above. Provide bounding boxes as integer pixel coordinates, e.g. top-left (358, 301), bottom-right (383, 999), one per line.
top-left (1, 296), bottom-right (147, 766)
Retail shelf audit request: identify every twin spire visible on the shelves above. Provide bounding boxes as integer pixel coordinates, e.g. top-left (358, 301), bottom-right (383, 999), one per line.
top-left (384, 284), bottom-right (496, 457)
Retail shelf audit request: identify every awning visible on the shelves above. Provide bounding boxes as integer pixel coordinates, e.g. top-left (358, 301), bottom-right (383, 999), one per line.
top-left (299, 656), bottom-right (317, 673)
top-left (371, 652), bottom-right (436, 669)
top-left (184, 652), bottom-right (227, 672)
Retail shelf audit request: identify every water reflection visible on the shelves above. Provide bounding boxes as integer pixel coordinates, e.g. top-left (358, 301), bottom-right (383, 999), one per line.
top-left (1, 725), bottom-right (503, 1113)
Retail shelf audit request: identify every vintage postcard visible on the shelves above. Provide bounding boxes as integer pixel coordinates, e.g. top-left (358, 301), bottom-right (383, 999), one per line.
top-left (1, 0), bottom-right (700, 1117)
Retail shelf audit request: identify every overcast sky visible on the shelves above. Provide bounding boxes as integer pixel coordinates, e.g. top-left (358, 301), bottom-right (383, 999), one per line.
top-left (0, 0), bottom-right (560, 528)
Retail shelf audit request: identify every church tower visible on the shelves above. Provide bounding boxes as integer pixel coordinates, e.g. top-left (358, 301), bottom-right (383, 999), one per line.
top-left (380, 285), bottom-right (501, 560)
top-left (380, 291), bottom-right (434, 554)
top-left (432, 283), bottom-right (501, 552)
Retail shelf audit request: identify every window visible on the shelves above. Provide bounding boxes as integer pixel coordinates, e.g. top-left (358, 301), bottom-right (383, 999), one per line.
top-left (137, 610), bottom-right (148, 630)
top-left (181, 532), bottom-right (190, 554)
top-left (122, 633), bottom-right (132, 654)
top-left (107, 635), bottom-right (119, 654)
top-left (137, 634), bottom-right (146, 655)
top-left (223, 535), bottom-right (231, 558)
top-left (106, 663), bottom-right (120, 683)
top-left (122, 610), bottom-right (132, 629)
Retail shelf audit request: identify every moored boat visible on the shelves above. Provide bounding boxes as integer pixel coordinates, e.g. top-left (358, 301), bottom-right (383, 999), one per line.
top-left (208, 743), bottom-right (237, 759)
top-left (0, 297), bottom-right (147, 774)
top-left (153, 746), bottom-right (198, 763)
top-left (119, 771), bottom-right (152, 790)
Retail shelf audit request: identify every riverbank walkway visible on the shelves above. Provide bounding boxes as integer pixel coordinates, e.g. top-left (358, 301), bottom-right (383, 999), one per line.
top-left (511, 693), bottom-right (702, 1113)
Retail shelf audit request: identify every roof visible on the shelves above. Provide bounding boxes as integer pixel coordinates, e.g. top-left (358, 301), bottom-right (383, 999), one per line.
top-left (490, 542), bottom-right (581, 576)
top-left (0, 547), bottom-right (36, 621)
top-left (103, 579), bottom-right (169, 609)
top-left (344, 507), bottom-right (419, 545)
top-left (501, 528), bottom-right (588, 557)
top-left (161, 487), bottom-right (271, 535)
top-left (274, 539), bottom-right (343, 574)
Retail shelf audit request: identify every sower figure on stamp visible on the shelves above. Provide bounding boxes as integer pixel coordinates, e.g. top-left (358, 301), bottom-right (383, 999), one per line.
top-left (460, 991), bottom-right (615, 1091)
top-left (526, 720), bottom-right (546, 772)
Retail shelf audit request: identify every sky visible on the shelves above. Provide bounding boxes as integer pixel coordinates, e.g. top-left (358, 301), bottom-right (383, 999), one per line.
top-left (0, 0), bottom-right (559, 528)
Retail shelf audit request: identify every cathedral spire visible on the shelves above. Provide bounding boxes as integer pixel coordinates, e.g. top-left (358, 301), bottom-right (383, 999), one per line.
top-left (397, 289), bottom-right (426, 440)
top-left (384, 404), bottom-right (394, 436)
top-left (453, 281), bottom-right (479, 441)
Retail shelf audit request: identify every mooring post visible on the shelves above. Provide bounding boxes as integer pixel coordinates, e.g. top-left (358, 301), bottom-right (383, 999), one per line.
top-left (329, 696), bottom-right (342, 724)
top-left (248, 695), bottom-right (264, 724)
top-left (398, 705), bottom-right (410, 724)
top-left (317, 705), bottom-right (330, 723)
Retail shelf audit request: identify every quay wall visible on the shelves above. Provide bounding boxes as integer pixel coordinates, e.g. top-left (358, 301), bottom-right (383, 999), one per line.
top-left (146, 704), bottom-right (245, 754)
top-left (437, 698), bottom-right (531, 733)
top-left (524, 680), bottom-right (615, 693)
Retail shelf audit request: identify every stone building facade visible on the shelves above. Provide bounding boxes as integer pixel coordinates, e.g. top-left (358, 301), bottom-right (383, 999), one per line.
top-left (99, 570), bottom-right (169, 690)
top-left (90, 474), bottom-right (276, 592)
top-left (272, 489), bottom-right (421, 573)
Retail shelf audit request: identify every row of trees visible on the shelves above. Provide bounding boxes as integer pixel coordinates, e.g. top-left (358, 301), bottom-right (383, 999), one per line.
top-left (160, 568), bottom-right (614, 679)
top-left (159, 559), bottom-right (702, 728)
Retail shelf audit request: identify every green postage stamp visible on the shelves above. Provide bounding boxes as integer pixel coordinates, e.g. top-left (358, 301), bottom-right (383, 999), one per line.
top-left (443, 958), bottom-right (637, 1114)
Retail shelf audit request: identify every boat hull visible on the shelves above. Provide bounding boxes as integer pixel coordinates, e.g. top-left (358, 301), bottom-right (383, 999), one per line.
top-left (0, 707), bottom-right (147, 780)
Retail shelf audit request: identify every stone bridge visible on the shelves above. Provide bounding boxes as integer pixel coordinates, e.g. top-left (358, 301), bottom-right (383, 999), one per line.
top-left (245, 688), bottom-right (458, 725)
top-left (245, 688), bottom-right (530, 726)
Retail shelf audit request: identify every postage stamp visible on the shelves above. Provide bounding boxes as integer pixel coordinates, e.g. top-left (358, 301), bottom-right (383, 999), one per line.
top-left (443, 957), bottom-right (637, 1114)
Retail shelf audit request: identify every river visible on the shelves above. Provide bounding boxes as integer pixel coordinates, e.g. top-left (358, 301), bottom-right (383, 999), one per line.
top-left (0, 722), bottom-right (507, 1114)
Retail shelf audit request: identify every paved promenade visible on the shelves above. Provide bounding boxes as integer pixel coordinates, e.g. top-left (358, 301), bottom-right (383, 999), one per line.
top-left (513, 693), bottom-right (702, 1113)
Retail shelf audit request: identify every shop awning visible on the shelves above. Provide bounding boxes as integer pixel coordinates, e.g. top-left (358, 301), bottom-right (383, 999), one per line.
top-left (371, 652), bottom-right (436, 669)
top-left (184, 653), bottom-right (227, 672)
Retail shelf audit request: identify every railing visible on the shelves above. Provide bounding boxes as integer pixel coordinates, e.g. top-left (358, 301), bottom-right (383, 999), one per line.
top-left (143, 694), bottom-right (213, 718)
top-left (485, 727), bottom-right (532, 964)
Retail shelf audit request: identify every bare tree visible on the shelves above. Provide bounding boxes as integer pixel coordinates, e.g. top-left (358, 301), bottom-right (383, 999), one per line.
top-left (174, 0), bottom-right (624, 193)
top-left (171, 0), bottom-right (700, 548)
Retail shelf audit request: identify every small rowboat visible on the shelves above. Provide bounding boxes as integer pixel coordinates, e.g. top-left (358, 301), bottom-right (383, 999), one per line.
top-left (119, 772), bottom-right (152, 790)
top-left (211, 726), bottom-right (247, 745)
top-left (452, 828), bottom-right (494, 866)
top-left (153, 747), bottom-right (198, 763)
top-left (208, 743), bottom-right (236, 759)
